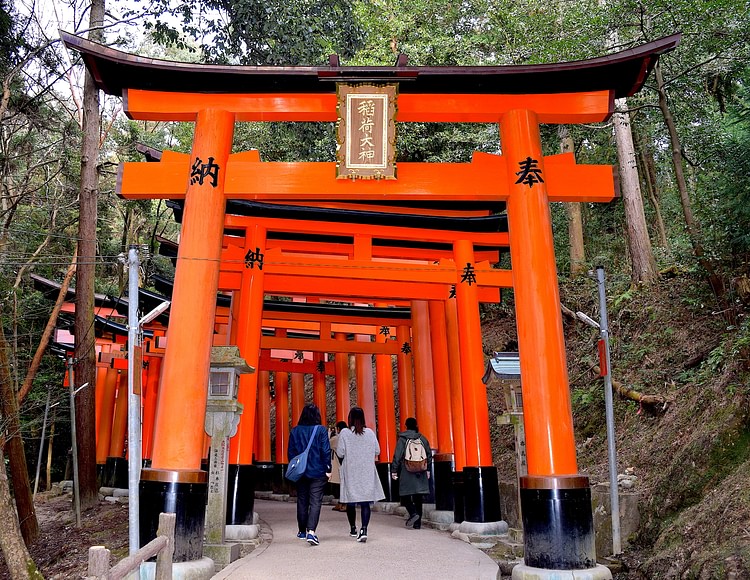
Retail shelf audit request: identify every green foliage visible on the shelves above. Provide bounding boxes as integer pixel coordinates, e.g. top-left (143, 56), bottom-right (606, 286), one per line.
top-left (234, 122), bottom-right (336, 162)
top-left (613, 287), bottom-right (637, 309)
top-left (571, 386), bottom-right (596, 407)
top-left (697, 68), bottom-right (750, 263)
top-left (397, 123), bottom-right (498, 163)
top-left (142, 0), bottom-right (364, 65)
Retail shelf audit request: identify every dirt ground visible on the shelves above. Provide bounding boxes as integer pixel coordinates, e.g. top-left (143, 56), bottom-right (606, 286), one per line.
top-left (0, 489), bottom-right (129, 580)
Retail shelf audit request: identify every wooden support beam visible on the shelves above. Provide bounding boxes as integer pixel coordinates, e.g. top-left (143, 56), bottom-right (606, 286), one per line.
top-left (260, 239), bottom-right (501, 262)
top-left (260, 335), bottom-right (400, 355)
top-left (262, 319), bottom-right (385, 334)
top-left (225, 246), bottom-right (513, 288)
top-left (119, 152), bottom-right (614, 204)
top-left (224, 215), bottom-right (509, 246)
top-left (262, 308), bottom-right (409, 326)
top-left (219, 270), bottom-right (501, 302)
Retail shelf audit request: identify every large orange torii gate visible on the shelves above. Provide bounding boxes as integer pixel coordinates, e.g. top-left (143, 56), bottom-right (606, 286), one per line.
top-left (64, 31), bottom-right (679, 575)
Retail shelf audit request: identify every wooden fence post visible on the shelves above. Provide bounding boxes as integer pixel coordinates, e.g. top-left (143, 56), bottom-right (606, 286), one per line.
top-left (88, 545), bottom-right (110, 579)
top-left (155, 512), bottom-right (176, 580)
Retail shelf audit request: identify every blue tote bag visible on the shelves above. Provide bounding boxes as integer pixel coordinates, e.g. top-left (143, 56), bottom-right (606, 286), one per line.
top-left (285, 425), bottom-right (321, 482)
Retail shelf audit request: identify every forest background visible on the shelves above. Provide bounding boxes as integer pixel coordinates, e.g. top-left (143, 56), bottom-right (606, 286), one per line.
top-left (1, 0), bottom-right (750, 577)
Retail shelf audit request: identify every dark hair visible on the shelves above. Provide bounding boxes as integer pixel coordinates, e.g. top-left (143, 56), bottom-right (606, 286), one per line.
top-left (348, 407), bottom-right (366, 435)
top-left (336, 420), bottom-right (348, 432)
top-left (298, 404), bottom-right (322, 426)
top-left (405, 417), bottom-right (418, 431)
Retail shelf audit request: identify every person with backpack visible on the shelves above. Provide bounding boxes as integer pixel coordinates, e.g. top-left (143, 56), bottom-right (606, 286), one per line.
top-left (390, 417), bottom-right (432, 529)
top-left (287, 404), bottom-right (331, 546)
top-left (336, 407), bottom-right (385, 543)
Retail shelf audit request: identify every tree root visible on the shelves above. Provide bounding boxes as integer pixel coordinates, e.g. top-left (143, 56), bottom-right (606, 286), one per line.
top-left (590, 363), bottom-right (667, 410)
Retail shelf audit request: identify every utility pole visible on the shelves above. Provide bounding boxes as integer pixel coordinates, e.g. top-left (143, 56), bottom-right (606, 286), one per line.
top-left (33, 390), bottom-right (51, 498)
top-left (126, 245), bottom-right (142, 556)
top-left (67, 359), bottom-right (81, 528)
top-left (594, 266), bottom-right (622, 555)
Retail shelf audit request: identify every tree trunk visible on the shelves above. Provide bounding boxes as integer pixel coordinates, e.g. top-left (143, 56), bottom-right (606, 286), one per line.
top-left (46, 413), bottom-right (55, 492)
top-left (17, 246), bottom-right (77, 403)
top-left (0, 326), bottom-right (39, 545)
top-left (74, 0), bottom-right (105, 511)
top-left (613, 97), bottom-right (658, 285)
top-left (558, 126), bottom-right (586, 276)
top-left (118, 206), bottom-right (131, 293)
top-left (635, 128), bottom-right (669, 249)
top-left (0, 449), bottom-right (43, 580)
top-left (654, 62), bottom-right (728, 308)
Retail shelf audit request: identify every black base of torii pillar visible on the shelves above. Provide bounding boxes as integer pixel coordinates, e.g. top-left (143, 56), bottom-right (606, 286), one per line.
top-left (463, 466), bottom-right (501, 522)
top-left (139, 468), bottom-right (207, 562)
top-left (519, 475), bottom-right (597, 569)
top-left (226, 464), bottom-right (256, 524)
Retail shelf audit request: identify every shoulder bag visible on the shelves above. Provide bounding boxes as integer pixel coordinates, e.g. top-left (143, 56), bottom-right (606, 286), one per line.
top-left (285, 425), bottom-right (321, 482)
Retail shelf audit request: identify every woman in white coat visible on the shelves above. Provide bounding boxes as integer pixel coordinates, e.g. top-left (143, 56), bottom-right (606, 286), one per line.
top-left (336, 407), bottom-right (385, 543)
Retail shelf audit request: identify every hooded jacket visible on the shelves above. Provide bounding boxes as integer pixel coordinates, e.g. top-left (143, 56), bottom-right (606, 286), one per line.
top-left (390, 429), bottom-right (432, 496)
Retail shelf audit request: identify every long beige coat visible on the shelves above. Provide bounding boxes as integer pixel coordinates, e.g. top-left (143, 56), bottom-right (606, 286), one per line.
top-left (329, 432), bottom-right (342, 484)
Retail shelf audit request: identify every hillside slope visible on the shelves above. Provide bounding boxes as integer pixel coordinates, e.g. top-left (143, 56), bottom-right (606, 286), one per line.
top-left (483, 273), bottom-right (750, 578)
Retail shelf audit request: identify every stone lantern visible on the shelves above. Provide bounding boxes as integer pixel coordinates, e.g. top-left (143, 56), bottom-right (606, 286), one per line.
top-left (203, 346), bottom-right (253, 570)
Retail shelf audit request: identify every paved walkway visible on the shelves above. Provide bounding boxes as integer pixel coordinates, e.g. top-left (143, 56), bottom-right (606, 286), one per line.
top-left (213, 499), bottom-right (499, 579)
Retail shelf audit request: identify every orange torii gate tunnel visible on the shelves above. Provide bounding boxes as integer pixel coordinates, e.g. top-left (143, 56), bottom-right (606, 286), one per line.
top-left (64, 32), bottom-right (678, 576)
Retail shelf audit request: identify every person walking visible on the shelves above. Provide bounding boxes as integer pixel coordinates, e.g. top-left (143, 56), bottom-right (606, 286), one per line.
top-left (390, 417), bottom-right (432, 529)
top-left (336, 407), bottom-right (385, 543)
top-left (329, 420), bottom-right (348, 512)
top-left (288, 404), bottom-right (331, 546)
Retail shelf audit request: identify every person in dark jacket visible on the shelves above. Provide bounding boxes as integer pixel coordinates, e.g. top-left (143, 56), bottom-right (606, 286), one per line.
top-left (288, 404), bottom-right (331, 546)
top-left (390, 417), bottom-right (432, 529)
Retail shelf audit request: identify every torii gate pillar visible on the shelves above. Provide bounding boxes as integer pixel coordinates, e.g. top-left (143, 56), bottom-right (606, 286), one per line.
top-left (502, 109), bottom-right (601, 575)
top-left (140, 108), bottom-right (234, 562)
top-left (227, 225), bottom-right (267, 527)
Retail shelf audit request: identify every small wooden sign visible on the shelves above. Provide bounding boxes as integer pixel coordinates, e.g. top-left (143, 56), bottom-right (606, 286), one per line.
top-left (336, 83), bottom-right (397, 180)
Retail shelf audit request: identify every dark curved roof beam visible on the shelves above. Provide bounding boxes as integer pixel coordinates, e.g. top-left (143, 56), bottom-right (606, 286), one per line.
top-left (30, 273), bottom-right (113, 307)
top-left (61, 31), bottom-right (679, 111)
top-left (158, 232), bottom-right (503, 267)
top-left (165, 198), bottom-right (507, 233)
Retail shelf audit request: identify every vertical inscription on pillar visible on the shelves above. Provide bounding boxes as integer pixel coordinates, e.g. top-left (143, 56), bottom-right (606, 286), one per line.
top-left (208, 438), bottom-right (226, 494)
top-left (336, 83), bottom-right (397, 180)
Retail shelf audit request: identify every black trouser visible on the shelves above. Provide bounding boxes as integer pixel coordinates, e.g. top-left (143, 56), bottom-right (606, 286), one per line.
top-left (346, 502), bottom-right (372, 530)
top-left (402, 494), bottom-right (423, 518)
top-left (296, 476), bottom-right (327, 533)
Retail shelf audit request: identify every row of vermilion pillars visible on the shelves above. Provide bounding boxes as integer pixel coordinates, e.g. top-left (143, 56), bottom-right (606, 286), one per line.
top-left (225, 223), bottom-right (266, 525)
top-left (374, 304), bottom-right (398, 498)
top-left (213, 242), bottom-right (495, 519)
top-left (93, 341), bottom-right (165, 491)
top-left (313, 352), bottom-right (327, 425)
top-left (227, 296), bottom-right (476, 512)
